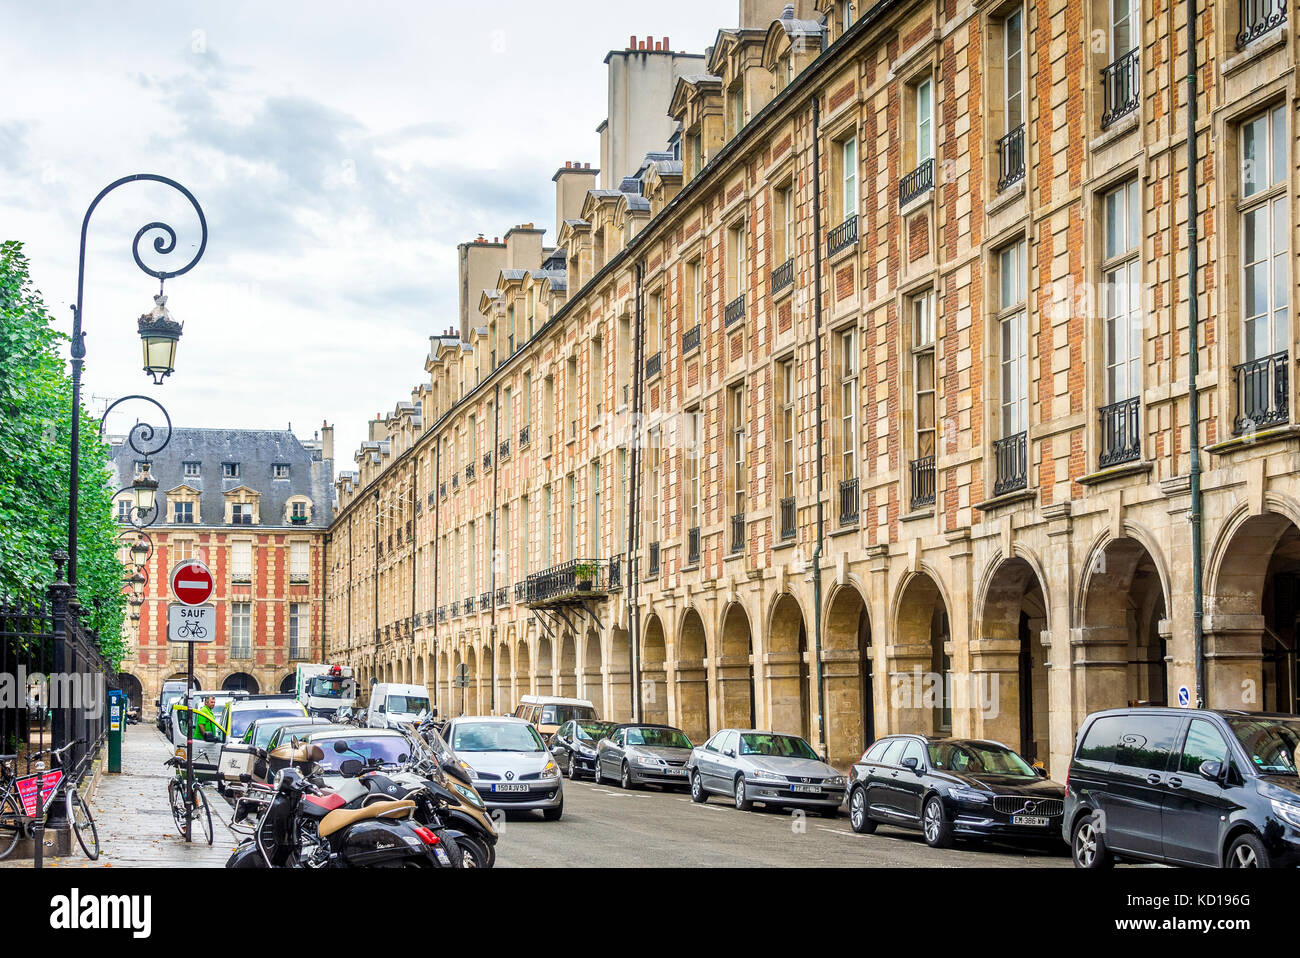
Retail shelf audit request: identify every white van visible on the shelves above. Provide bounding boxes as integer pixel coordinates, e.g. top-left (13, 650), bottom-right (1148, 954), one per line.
top-left (365, 682), bottom-right (434, 729)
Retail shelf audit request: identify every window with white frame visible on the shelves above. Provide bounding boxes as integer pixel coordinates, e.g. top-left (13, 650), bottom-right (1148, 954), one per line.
top-left (232, 541), bottom-right (252, 581)
top-left (290, 541), bottom-right (309, 582)
top-left (231, 602), bottom-right (252, 656)
top-left (183, 461), bottom-right (200, 478)
top-left (1241, 104), bottom-right (1289, 361)
top-left (915, 77), bottom-right (933, 165)
top-left (728, 221), bottom-right (746, 302)
top-left (590, 461), bottom-right (601, 560)
top-left (1005, 8), bottom-right (1024, 132)
top-left (567, 474), bottom-right (577, 561)
top-left (839, 329), bottom-right (858, 481)
top-left (686, 408), bottom-right (702, 534)
top-left (840, 137), bottom-right (858, 222)
top-left (648, 425), bottom-right (662, 547)
top-left (730, 384), bottom-right (746, 518)
top-left (1111, 0), bottom-right (1136, 58)
top-left (289, 603), bottom-right (304, 656)
top-left (781, 360), bottom-right (796, 500)
top-left (172, 500), bottom-right (195, 524)
top-left (998, 239), bottom-right (1028, 438)
top-left (273, 463), bottom-right (290, 480)
top-left (912, 292), bottom-right (937, 459)
top-left (1103, 179), bottom-right (1142, 402)
top-left (543, 485), bottom-right (553, 565)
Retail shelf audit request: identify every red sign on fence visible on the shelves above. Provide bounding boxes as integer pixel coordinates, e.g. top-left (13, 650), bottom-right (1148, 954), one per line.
top-left (15, 769), bottom-right (62, 817)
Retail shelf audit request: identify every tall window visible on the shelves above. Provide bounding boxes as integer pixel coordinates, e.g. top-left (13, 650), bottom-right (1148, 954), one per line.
top-left (173, 539), bottom-right (194, 562)
top-left (998, 240), bottom-right (1028, 437)
top-left (519, 496), bottom-right (529, 577)
top-left (648, 426), bottom-right (662, 546)
top-left (589, 338), bottom-right (602, 419)
top-left (543, 485), bottom-right (553, 565)
top-left (839, 329), bottom-right (858, 480)
top-left (915, 77), bottom-right (933, 165)
top-left (912, 292), bottom-right (937, 458)
top-left (521, 372), bottom-right (532, 429)
top-left (232, 541), bottom-right (252, 581)
top-left (289, 603), bottom-right (304, 656)
top-left (730, 81), bottom-right (744, 134)
top-left (1110, 0), bottom-right (1135, 58)
top-left (781, 360), bottom-right (796, 500)
top-left (1103, 179), bottom-right (1142, 401)
top-left (231, 602), bottom-right (252, 657)
top-left (730, 384), bottom-right (746, 517)
top-left (728, 221), bottom-right (746, 300)
top-left (841, 137), bottom-right (858, 221)
top-left (502, 386), bottom-right (512, 440)
top-left (686, 408), bottom-right (702, 534)
top-left (1005, 8), bottom-right (1024, 131)
top-left (648, 291), bottom-right (663, 354)
top-left (689, 259), bottom-right (702, 327)
top-left (567, 474), bottom-right (577, 561)
top-left (502, 504), bottom-right (510, 584)
top-left (1241, 104), bottom-right (1289, 360)
top-left (775, 184), bottom-right (793, 264)
top-left (290, 540), bottom-right (309, 582)
top-left (468, 520), bottom-right (476, 595)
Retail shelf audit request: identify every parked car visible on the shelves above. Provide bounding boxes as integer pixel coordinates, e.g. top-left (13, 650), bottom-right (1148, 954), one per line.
top-left (444, 715), bottom-right (564, 820)
top-left (365, 682), bottom-right (433, 730)
top-left (687, 729), bottom-right (845, 816)
top-left (1065, 707), bottom-right (1300, 868)
top-left (594, 724), bottom-right (693, 789)
top-left (847, 735), bottom-right (1064, 849)
top-left (296, 726), bottom-right (417, 779)
top-left (222, 695), bottom-right (307, 742)
top-left (514, 695), bottom-right (598, 744)
top-left (549, 719), bottom-right (616, 779)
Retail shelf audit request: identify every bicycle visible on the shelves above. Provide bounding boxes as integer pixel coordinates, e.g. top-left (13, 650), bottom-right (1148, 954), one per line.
top-left (175, 621), bottom-right (207, 640)
top-left (0, 741), bottom-right (100, 861)
top-left (165, 755), bottom-right (213, 845)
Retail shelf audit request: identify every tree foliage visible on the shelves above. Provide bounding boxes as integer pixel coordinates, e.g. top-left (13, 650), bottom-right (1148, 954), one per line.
top-left (0, 240), bottom-right (126, 666)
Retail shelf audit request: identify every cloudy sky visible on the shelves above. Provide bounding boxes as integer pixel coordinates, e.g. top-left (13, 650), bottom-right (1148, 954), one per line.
top-left (1, 0), bottom-right (733, 468)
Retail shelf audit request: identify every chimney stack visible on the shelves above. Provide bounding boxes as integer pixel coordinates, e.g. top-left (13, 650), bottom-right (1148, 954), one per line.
top-left (321, 420), bottom-right (334, 461)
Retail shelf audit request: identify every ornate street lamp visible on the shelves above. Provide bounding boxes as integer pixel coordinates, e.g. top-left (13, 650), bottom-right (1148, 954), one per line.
top-left (132, 462), bottom-right (159, 516)
top-left (137, 294), bottom-right (183, 385)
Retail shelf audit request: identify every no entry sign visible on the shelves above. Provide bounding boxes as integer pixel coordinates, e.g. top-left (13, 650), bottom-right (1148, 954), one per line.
top-left (170, 559), bottom-right (215, 606)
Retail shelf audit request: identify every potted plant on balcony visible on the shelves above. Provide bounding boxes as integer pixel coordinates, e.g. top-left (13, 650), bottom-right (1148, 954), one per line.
top-left (573, 560), bottom-right (598, 592)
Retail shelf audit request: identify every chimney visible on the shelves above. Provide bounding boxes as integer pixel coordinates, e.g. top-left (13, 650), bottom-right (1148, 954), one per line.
top-left (663, 36), bottom-right (669, 50)
top-left (321, 421), bottom-right (334, 461)
top-left (629, 34), bottom-right (636, 49)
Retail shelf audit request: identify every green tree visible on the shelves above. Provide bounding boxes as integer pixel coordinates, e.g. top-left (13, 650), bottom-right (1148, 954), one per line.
top-left (0, 240), bottom-right (126, 666)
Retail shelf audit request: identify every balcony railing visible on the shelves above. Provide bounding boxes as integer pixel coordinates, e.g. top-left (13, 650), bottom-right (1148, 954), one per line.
top-left (230, 644), bottom-right (251, 659)
top-left (440, 481), bottom-right (448, 499)
top-left (730, 513), bottom-right (745, 553)
top-left (839, 477), bottom-right (859, 527)
top-left (525, 558), bottom-right (611, 606)
top-left (514, 581), bottom-right (525, 603)
top-left (1238, 0), bottom-right (1287, 47)
top-left (910, 456), bottom-right (936, 510)
top-left (899, 157), bottom-right (935, 207)
top-left (770, 257), bottom-right (794, 295)
top-left (480, 592), bottom-right (492, 612)
top-left (608, 554), bottom-right (622, 591)
top-left (438, 606), bottom-right (447, 623)
top-left (289, 644), bottom-right (308, 661)
top-left (499, 438), bottom-right (511, 462)
top-left (496, 587), bottom-right (508, 608)
top-left (1233, 350), bottom-right (1290, 434)
top-left (780, 496), bottom-right (796, 541)
top-left (482, 452), bottom-right (492, 471)
top-left (687, 526), bottom-right (701, 565)
top-left (725, 294), bottom-right (746, 328)
top-left (465, 462), bottom-right (475, 481)
top-left (648, 541), bottom-right (660, 577)
top-left (992, 432), bottom-right (1028, 497)
top-left (682, 324), bottom-right (701, 354)
top-left (1098, 397), bottom-right (1142, 468)
top-left (645, 351), bottom-right (662, 379)
top-left (827, 214), bottom-right (858, 257)
top-left (997, 124), bottom-right (1025, 192)
top-left (519, 424), bottom-right (530, 447)
top-left (1101, 48), bottom-right (1140, 129)
top-left (450, 600), bottom-right (460, 618)
top-left (464, 596), bottom-right (475, 615)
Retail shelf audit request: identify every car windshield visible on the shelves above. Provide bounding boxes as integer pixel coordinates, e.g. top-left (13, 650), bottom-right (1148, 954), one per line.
top-left (308, 677), bottom-right (349, 698)
top-left (1227, 717), bottom-right (1300, 775)
top-left (928, 742), bottom-right (1037, 777)
top-left (740, 733), bottom-right (818, 759)
top-left (312, 735), bottom-right (410, 771)
top-left (230, 706), bottom-right (302, 738)
top-left (387, 695), bottom-right (429, 715)
top-left (451, 722), bottom-right (546, 753)
top-left (627, 727), bottom-right (692, 748)
top-left (250, 721), bottom-right (302, 749)
top-left (576, 722), bottom-right (614, 742)
top-left (269, 725), bottom-right (325, 749)
top-left (540, 704), bottom-right (596, 725)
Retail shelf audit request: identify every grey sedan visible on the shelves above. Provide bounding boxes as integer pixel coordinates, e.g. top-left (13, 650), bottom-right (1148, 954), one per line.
top-left (594, 724), bottom-right (694, 789)
top-left (687, 729), bottom-right (847, 816)
top-left (444, 716), bottom-right (564, 820)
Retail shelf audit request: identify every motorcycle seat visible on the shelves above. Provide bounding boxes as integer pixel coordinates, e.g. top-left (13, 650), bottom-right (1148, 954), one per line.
top-left (317, 799), bottom-right (416, 838)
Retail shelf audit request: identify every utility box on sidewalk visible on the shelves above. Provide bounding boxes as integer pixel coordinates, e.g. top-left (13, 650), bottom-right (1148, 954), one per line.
top-left (107, 689), bottom-right (128, 773)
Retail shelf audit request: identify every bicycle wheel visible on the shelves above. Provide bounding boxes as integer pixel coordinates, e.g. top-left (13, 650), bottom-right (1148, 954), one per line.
top-left (0, 791), bottom-right (24, 861)
top-left (67, 789), bottom-right (100, 860)
top-left (168, 778), bottom-right (187, 838)
top-left (192, 784), bottom-right (213, 846)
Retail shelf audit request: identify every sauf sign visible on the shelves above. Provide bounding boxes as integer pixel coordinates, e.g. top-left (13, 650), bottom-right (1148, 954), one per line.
top-left (49, 889), bottom-right (152, 938)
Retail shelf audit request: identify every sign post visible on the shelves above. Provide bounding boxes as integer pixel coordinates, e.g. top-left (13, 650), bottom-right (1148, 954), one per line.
top-left (456, 663), bottom-right (470, 718)
top-left (169, 559), bottom-right (214, 843)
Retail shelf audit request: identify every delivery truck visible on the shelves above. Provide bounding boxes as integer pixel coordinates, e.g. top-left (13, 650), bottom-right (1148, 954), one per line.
top-left (295, 663), bottom-right (358, 718)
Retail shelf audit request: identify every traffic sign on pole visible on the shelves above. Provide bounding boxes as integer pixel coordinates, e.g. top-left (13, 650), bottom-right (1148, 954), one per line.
top-left (167, 603), bottom-right (216, 643)
top-left (170, 559), bottom-right (214, 606)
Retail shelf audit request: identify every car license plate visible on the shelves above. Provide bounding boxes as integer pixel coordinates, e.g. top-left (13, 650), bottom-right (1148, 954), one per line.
top-left (493, 783), bottom-right (529, 792)
top-left (662, 767), bottom-right (686, 776)
top-left (1012, 814), bottom-right (1049, 826)
top-left (791, 784), bottom-right (820, 794)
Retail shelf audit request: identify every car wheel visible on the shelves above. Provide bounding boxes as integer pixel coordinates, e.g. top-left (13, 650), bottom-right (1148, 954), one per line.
top-left (621, 762), bottom-right (636, 790)
top-left (690, 770), bottom-right (707, 804)
top-left (921, 796), bottom-right (954, 848)
top-left (1226, 832), bottom-right (1270, 868)
top-left (593, 760), bottom-right (603, 785)
top-left (733, 775), bottom-right (753, 812)
top-left (849, 786), bottom-right (877, 834)
top-left (1071, 812), bottom-right (1114, 869)
top-left (566, 753), bottom-right (580, 780)
top-left (542, 800), bottom-right (563, 822)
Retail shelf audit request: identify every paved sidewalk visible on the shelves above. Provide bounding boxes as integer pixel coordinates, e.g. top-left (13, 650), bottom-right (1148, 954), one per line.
top-left (2, 725), bottom-right (237, 868)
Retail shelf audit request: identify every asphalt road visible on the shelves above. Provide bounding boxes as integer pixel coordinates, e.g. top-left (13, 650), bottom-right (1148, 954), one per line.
top-left (492, 776), bottom-right (1074, 868)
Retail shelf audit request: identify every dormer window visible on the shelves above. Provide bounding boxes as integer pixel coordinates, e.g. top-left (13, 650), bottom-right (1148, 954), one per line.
top-left (273, 463), bottom-right (290, 480)
top-left (231, 503), bottom-right (254, 525)
top-left (183, 461), bottom-right (200, 478)
top-left (223, 462), bottom-right (240, 479)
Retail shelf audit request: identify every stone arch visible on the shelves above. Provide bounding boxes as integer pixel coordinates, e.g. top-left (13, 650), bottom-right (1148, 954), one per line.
top-left (557, 631), bottom-right (578, 698)
top-left (536, 635), bottom-right (554, 696)
top-left (465, 645), bottom-right (480, 715)
top-left (675, 607), bottom-right (709, 744)
top-left (115, 672), bottom-right (144, 711)
top-left (514, 638), bottom-right (532, 701)
top-left (823, 582), bottom-right (873, 767)
top-left (642, 613), bottom-right (669, 725)
top-left (221, 671), bottom-right (259, 694)
top-left (277, 673), bottom-right (296, 695)
top-left (607, 626), bottom-right (632, 719)
top-left (977, 553), bottom-right (1050, 763)
top-left (496, 639), bottom-right (512, 714)
top-left (437, 651), bottom-right (450, 715)
top-left (580, 627), bottom-right (603, 705)
top-left (718, 602), bottom-right (755, 730)
top-left (766, 593), bottom-right (811, 739)
top-left (892, 569), bottom-right (953, 735)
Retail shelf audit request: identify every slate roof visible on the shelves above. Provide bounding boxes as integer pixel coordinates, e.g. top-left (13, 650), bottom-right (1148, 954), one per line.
top-left (110, 427), bottom-right (335, 531)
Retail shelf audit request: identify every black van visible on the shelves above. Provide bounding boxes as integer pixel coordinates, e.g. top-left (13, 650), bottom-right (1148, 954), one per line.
top-left (1064, 707), bottom-right (1300, 868)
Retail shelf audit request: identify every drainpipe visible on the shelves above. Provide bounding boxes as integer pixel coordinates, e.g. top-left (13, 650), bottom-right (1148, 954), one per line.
top-left (811, 94), bottom-right (828, 752)
top-left (490, 384), bottom-right (501, 712)
top-left (1187, 0), bottom-right (1206, 707)
top-left (628, 262), bottom-right (646, 720)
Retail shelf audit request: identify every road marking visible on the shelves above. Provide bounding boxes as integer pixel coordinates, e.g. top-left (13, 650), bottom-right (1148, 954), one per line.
top-left (814, 825), bottom-right (865, 838)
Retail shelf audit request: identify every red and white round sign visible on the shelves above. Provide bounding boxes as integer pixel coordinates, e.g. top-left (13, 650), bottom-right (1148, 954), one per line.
top-left (170, 559), bottom-right (214, 606)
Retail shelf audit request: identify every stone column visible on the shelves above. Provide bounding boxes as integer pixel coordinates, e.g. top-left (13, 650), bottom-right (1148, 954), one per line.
top-left (1203, 613), bottom-right (1266, 710)
top-left (821, 648), bottom-right (864, 767)
top-left (763, 651), bottom-right (804, 735)
top-left (969, 637), bottom-right (1021, 746)
top-left (883, 644), bottom-right (934, 734)
top-left (673, 665), bottom-right (710, 745)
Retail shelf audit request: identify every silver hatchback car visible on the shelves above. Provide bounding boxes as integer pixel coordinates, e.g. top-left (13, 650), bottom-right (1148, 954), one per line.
top-left (444, 715), bottom-right (564, 820)
top-left (687, 729), bottom-right (846, 816)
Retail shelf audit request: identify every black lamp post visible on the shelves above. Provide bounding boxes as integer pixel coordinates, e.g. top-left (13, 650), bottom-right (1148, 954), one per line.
top-left (67, 174), bottom-right (206, 593)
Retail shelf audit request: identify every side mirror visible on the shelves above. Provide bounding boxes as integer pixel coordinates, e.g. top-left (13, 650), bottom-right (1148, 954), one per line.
top-left (1198, 760), bottom-right (1223, 782)
top-left (1033, 765), bottom-right (1047, 777)
top-left (724, 748), bottom-right (736, 758)
top-left (902, 756), bottom-right (920, 772)
top-left (333, 740), bottom-right (350, 754)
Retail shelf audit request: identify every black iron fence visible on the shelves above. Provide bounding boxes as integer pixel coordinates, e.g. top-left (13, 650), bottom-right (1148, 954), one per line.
top-left (910, 455), bottom-right (936, 509)
top-left (682, 324), bottom-right (701, 355)
top-left (1098, 396), bottom-right (1142, 467)
top-left (992, 431), bottom-right (1028, 497)
top-left (526, 559), bottom-right (610, 605)
top-left (780, 496), bottom-right (797, 541)
top-left (608, 554), bottom-right (622, 591)
top-left (730, 513), bottom-right (745, 553)
top-left (519, 424), bottom-right (530, 448)
top-left (645, 351), bottom-right (662, 379)
top-left (770, 258), bottom-right (794, 295)
top-left (1101, 48), bottom-right (1140, 129)
top-left (725, 294), bottom-right (746, 329)
top-left (827, 214), bottom-right (858, 257)
top-left (1238, 0), bottom-right (1287, 47)
top-left (1233, 350), bottom-right (1290, 434)
top-left (998, 124), bottom-right (1025, 192)
top-left (648, 541), bottom-right (660, 577)
top-left (899, 157), bottom-right (935, 206)
top-left (687, 526), bottom-right (701, 565)
top-left (839, 477), bottom-right (859, 527)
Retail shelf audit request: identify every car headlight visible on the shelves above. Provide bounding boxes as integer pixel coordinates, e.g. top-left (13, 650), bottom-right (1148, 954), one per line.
top-left (452, 783), bottom-right (484, 808)
top-left (824, 775), bottom-right (846, 787)
top-left (1271, 798), bottom-right (1300, 829)
top-left (946, 785), bottom-right (988, 803)
top-left (750, 769), bottom-right (785, 782)
top-left (636, 755), bottom-right (664, 767)
top-left (577, 745), bottom-right (596, 758)
top-left (539, 760), bottom-right (559, 779)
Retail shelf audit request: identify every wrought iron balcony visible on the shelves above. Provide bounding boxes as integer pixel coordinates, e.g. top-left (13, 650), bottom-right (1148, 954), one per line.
top-left (780, 496), bottom-right (797, 541)
top-left (648, 541), bottom-right (660, 577)
top-left (482, 452), bottom-right (492, 471)
top-left (726, 513), bottom-right (744, 554)
top-left (496, 587), bottom-right (508, 608)
top-left (438, 606), bottom-right (447, 623)
top-left (899, 157), bottom-right (935, 207)
top-left (992, 432), bottom-right (1028, 497)
top-left (499, 438), bottom-right (511, 462)
top-left (480, 592), bottom-right (492, 612)
top-left (687, 526), bottom-right (701, 565)
top-left (725, 294), bottom-right (746, 328)
top-left (608, 553), bottom-right (622, 591)
top-left (827, 214), bottom-right (858, 257)
top-left (839, 477), bottom-right (859, 527)
top-left (997, 124), bottom-right (1025, 192)
top-left (770, 258), bottom-right (794, 296)
top-left (514, 581), bottom-right (525, 603)
top-left (1098, 397), bottom-right (1142, 468)
top-left (1101, 48), bottom-right (1140, 129)
top-left (645, 351), bottom-right (662, 379)
top-left (682, 324), bottom-right (701, 354)
top-left (525, 558), bottom-right (611, 607)
top-left (910, 456), bottom-right (936, 510)
top-left (1238, 0), bottom-right (1287, 48)
top-left (1233, 350), bottom-right (1290, 434)
top-left (465, 462), bottom-right (475, 481)
top-left (519, 424), bottom-right (530, 447)
top-left (464, 596), bottom-right (475, 615)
